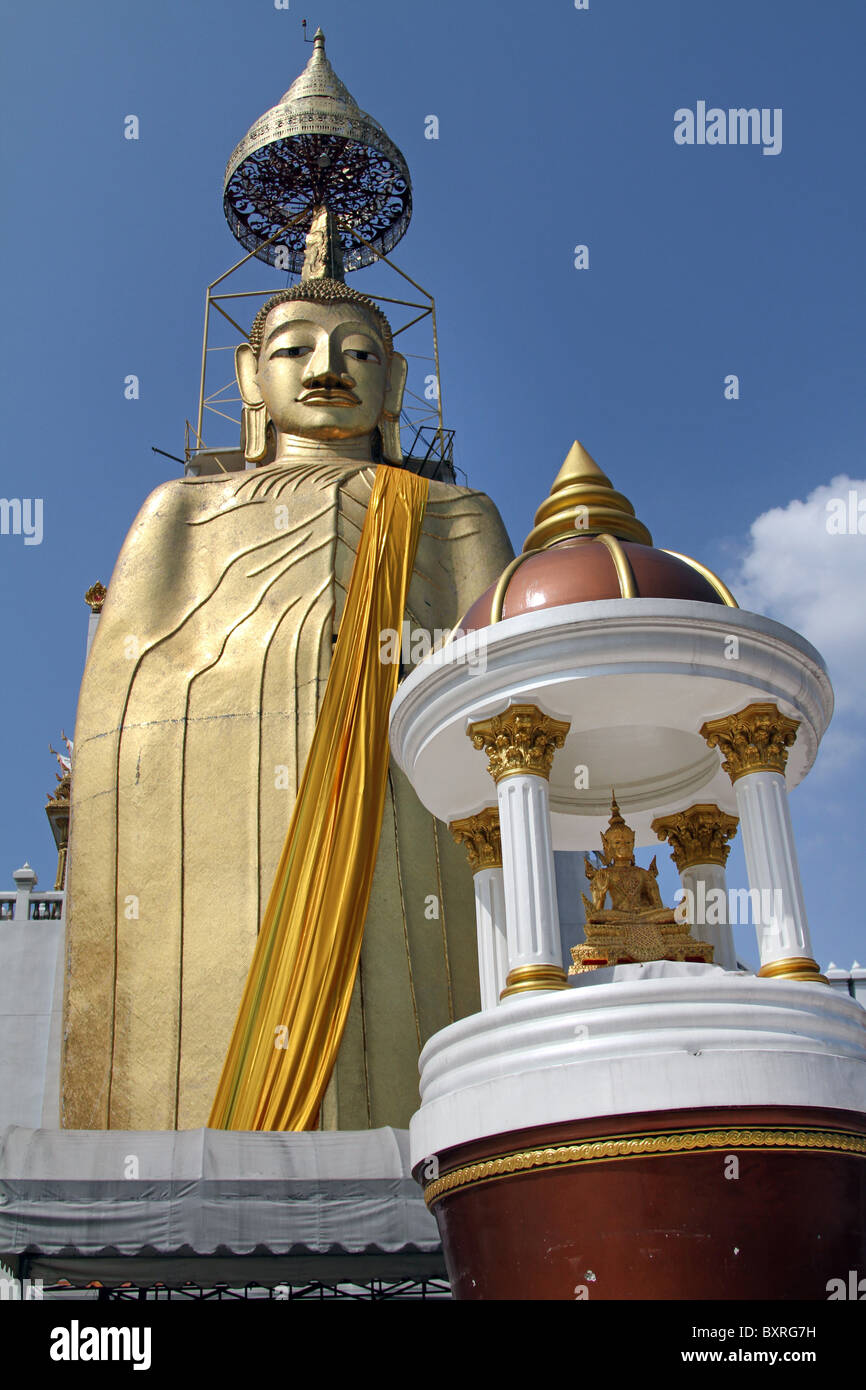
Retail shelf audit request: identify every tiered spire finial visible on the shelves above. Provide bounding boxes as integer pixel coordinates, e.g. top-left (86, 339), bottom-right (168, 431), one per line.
top-left (523, 441), bottom-right (653, 550)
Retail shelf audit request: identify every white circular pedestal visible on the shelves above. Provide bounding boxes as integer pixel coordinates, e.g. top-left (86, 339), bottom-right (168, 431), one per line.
top-left (409, 965), bottom-right (866, 1165)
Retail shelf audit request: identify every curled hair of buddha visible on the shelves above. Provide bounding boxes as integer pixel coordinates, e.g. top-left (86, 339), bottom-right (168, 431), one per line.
top-left (248, 279), bottom-right (394, 360)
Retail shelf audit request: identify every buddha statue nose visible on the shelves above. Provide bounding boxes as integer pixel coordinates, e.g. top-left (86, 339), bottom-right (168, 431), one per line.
top-left (304, 334), bottom-right (354, 388)
top-left (304, 365), bottom-right (351, 389)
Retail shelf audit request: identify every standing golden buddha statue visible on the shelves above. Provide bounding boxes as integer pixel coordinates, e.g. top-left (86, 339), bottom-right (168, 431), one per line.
top-left (62, 33), bottom-right (513, 1131)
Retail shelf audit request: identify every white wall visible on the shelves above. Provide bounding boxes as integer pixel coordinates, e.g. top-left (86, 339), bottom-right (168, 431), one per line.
top-left (0, 920), bottom-right (64, 1128)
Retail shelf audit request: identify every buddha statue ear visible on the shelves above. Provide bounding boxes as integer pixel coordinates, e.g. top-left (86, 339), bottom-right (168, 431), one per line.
top-left (380, 351), bottom-right (408, 464)
top-left (235, 342), bottom-right (269, 464)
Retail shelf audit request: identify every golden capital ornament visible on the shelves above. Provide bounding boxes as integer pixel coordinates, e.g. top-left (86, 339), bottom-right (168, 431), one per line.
top-left (449, 807), bottom-right (502, 870)
top-left (700, 702), bottom-right (800, 783)
top-left (467, 704), bottom-right (570, 784)
top-left (651, 803), bottom-right (739, 870)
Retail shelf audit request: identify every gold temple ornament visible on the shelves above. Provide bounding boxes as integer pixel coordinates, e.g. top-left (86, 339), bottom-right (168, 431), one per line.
top-left (45, 734), bottom-right (73, 892)
top-left (84, 582), bottom-right (106, 614)
top-left (651, 804), bottom-right (739, 871)
top-left (700, 702), bottom-right (801, 782)
top-left (449, 808), bottom-right (503, 871)
top-left (467, 705), bottom-right (571, 784)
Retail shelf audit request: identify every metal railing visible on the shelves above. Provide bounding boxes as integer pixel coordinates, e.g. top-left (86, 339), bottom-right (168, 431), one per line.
top-left (0, 889), bottom-right (65, 923)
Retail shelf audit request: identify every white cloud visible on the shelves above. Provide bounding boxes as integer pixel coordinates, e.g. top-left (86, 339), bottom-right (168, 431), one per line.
top-left (729, 475), bottom-right (866, 715)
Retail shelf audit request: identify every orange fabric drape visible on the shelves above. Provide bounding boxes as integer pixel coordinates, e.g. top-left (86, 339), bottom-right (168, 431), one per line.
top-left (209, 465), bottom-right (428, 1130)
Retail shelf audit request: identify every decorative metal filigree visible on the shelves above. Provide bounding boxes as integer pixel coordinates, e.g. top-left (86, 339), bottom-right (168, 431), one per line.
top-left (225, 135), bottom-right (410, 272)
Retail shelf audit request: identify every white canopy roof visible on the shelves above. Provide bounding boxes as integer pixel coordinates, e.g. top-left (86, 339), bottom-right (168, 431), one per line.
top-left (0, 1125), bottom-right (441, 1288)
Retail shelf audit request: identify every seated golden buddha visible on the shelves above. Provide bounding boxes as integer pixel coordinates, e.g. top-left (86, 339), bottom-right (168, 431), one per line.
top-left (570, 794), bottom-right (714, 973)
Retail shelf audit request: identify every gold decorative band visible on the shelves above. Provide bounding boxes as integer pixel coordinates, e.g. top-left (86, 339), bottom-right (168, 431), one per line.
top-left (489, 550), bottom-right (541, 625)
top-left (661, 550), bottom-right (738, 608)
top-left (592, 532), bottom-right (637, 600)
top-left (500, 963), bottom-right (568, 998)
top-left (757, 956), bottom-right (828, 984)
top-left (422, 1126), bottom-right (866, 1208)
top-left (489, 532), bottom-right (640, 620)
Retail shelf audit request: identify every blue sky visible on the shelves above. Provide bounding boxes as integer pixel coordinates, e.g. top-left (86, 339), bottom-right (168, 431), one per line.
top-left (0, 0), bottom-right (863, 971)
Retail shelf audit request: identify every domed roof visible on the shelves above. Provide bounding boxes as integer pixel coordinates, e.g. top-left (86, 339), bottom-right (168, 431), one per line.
top-left (460, 442), bottom-right (736, 632)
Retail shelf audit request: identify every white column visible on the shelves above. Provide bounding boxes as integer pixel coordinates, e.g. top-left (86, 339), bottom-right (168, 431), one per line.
top-left (473, 866), bottom-right (509, 1009)
top-left (680, 861), bottom-right (738, 971)
top-left (83, 585), bottom-right (106, 659)
top-left (497, 773), bottom-right (565, 995)
top-left (449, 808), bottom-right (508, 1011)
top-left (733, 769), bottom-right (815, 973)
top-left (701, 702), bottom-right (823, 984)
top-left (86, 609), bottom-right (101, 659)
top-left (466, 704), bottom-right (570, 996)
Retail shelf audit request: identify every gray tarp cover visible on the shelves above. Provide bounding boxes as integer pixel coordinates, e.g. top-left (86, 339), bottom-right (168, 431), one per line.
top-left (0, 1125), bottom-right (439, 1258)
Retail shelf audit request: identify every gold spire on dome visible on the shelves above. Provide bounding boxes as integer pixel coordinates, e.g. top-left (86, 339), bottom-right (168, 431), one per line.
top-left (523, 441), bottom-right (653, 551)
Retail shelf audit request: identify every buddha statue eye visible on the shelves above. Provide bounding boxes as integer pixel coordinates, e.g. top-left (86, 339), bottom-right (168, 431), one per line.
top-left (270, 345), bottom-right (311, 359)
top-left (344, 348), bottom-right (379, 363)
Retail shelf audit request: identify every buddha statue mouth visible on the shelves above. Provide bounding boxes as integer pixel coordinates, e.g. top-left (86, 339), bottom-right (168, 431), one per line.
top-left (297, 387), bottom-right (360, 408)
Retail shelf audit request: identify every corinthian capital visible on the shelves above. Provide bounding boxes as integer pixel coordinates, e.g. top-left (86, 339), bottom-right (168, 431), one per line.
top-left (467, 704), bottom-right (570, 784)
top-left (449, 807), bottom-right (502, 870)
top-left (700, 702), bottom-right (800, 783)
top-left (651, 803), bottom-right (739, 871)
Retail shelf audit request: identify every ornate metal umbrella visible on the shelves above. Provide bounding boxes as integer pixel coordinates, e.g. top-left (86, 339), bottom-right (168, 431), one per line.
top-left (223, 28), bottom-right (412, 273)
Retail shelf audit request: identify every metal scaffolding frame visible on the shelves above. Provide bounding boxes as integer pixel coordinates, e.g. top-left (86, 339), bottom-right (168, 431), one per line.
top-left (188, 215), bottom-right (449, 475)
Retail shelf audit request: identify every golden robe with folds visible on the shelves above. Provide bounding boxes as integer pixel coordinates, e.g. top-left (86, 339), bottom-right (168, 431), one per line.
top-left (62, 460), bottom-right (512, 1130)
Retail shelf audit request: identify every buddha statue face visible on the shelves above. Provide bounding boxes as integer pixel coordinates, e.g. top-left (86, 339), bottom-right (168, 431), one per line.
top-left (235, 298), bottom-right (407, 460)
top-left (601, 824), bottom-right (635, 866)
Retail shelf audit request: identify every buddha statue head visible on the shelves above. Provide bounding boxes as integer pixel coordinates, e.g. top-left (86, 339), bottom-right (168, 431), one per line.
top-left (600, 792), bottom-right (636, 867)
top-left (235, 269), bottom-right (408, 467)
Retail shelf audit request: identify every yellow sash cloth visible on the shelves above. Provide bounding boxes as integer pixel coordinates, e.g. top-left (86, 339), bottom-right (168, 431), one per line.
top-left (209, 465), bottom-right (429, 1130)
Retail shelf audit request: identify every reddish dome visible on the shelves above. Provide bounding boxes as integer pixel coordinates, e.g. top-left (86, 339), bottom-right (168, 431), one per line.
top-left (458, 441), bottom-right (736, 633)
top-left (460, 536), bottom-right (733, 632)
